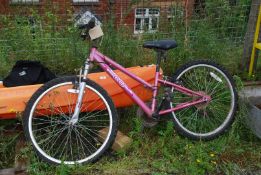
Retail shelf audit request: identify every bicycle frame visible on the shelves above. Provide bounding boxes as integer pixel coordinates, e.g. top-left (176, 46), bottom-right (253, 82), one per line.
top-left (89, 47), bottom-right (211, 118)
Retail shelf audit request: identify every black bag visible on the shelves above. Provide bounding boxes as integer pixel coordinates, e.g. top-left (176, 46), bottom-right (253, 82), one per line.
top-left (3, 60), bottom-right (56, 87)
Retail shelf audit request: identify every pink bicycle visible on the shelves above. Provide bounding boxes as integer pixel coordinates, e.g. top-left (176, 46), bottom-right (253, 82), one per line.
top-left (23, 19), bottom-right (237, 165)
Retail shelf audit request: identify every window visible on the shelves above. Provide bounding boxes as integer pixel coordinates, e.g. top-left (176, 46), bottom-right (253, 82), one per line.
top-left (73, 0), bottom-right (99, 3)
top-left (134, 8), bottom-right (160, 34)
top-left (10, 0), bottom-right (39, 4)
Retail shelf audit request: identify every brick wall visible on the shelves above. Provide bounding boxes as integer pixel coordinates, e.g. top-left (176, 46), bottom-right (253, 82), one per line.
top-left (0, 0), bottom-right (193, 33)
top-left (0, 0), bottom-right (110, 16)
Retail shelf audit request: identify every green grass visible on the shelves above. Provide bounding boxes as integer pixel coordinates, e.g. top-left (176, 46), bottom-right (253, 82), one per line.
top-left (0, 122), bottom-right (20, 168)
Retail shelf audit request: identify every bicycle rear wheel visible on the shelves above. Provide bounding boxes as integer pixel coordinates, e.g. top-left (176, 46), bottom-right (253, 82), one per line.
top-left (170, 60), bottom-right (237, 140)
top-left (23, 76), bottom-right (118, 164)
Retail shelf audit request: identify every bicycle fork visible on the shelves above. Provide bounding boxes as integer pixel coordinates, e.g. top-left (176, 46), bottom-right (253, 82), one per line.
top-left (69, 60), bottom-right (91, 125)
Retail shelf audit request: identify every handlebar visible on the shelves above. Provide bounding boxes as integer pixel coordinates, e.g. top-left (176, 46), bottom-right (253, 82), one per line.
top-left (78, 17), bottom-right (96, 30)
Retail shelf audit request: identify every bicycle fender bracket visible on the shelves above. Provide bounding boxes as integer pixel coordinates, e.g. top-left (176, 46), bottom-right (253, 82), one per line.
top-left (67, 89), bottom-right (80, 93)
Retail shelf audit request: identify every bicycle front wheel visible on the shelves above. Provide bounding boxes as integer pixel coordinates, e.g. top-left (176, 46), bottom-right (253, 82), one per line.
top-left (23, 76), bottom-right (118, 164)
top-left (170, 60), bottom-right (237, 140)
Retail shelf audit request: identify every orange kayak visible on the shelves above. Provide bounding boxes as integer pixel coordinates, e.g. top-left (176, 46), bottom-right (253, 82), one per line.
top-left (0, 65), bottom-right (162, 119)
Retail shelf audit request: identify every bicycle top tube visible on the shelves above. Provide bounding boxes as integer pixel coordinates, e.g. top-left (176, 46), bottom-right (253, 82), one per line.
top-left (89, 47), bottom-right (155, 90)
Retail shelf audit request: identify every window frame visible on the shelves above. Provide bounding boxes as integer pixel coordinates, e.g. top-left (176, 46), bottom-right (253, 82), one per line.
top-left (134, 8), bottom-right (160, 34)
top-left (72, 0), bottom-right (99, 5)
top-left (10, 0), bottom-right (40, 5)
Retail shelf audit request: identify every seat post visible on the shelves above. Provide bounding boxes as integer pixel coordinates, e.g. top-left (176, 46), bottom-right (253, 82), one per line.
top-left (151, 49), bottom-right (163, 113)
top-left (155, 49), bottom-right (164, 72)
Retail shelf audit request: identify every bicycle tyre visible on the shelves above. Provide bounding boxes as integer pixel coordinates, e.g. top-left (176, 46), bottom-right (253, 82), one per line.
top-left (23, 76), bottom-right (118, 164)
top-left (169, 60), bottom-right (237, 140)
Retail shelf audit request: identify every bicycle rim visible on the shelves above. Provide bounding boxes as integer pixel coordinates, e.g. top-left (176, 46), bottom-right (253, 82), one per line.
top-left (171, 63), bottom-right (235, 137)
top-left (28, 82), bottom-right (113, 164)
